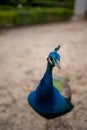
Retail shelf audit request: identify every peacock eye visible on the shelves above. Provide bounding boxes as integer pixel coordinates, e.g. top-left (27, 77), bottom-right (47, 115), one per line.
top-left (50, 57), bottom-right (53, 61)
top-left (49, 56), bottom-right (55, 63)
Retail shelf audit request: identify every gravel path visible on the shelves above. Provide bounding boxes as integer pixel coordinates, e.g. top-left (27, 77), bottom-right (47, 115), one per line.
top-left (0, 20), bottom-right (87, 130)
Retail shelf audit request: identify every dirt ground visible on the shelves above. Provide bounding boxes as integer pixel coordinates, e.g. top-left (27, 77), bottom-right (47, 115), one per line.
top-left (0, 20), bottom-right (87, 130)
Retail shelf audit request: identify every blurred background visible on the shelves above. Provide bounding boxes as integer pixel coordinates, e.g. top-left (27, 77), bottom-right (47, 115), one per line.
top-left (0, 0), bottom-right (87, 130)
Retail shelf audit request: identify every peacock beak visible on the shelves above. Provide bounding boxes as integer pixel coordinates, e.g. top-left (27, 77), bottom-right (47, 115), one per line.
top-left (55, 60), bottom-right (61, 70)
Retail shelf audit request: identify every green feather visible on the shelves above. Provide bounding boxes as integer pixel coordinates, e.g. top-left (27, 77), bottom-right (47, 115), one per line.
top-left (53, 79), bottom-right (63, 93)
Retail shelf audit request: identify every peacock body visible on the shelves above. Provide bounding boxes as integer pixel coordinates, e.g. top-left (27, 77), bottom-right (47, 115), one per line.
top-left (28, 45), bottom-right (74, 119)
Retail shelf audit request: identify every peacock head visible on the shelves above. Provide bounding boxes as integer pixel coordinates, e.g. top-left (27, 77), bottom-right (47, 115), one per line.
top-left (47, 45), bottom-right (61, 69)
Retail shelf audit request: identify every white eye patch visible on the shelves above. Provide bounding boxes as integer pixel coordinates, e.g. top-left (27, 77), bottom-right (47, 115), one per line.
top-left (49, 57), bottom-right (53, 64)
top-left (48, 57), bottom-right (55, 64)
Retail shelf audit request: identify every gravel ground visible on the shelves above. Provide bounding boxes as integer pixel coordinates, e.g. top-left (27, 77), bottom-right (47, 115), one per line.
top-left (0, 20), bottom-right (87, 130)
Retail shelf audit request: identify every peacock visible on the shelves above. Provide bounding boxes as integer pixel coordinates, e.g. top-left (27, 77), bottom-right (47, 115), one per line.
top-left (28, 45), bottom-right (74, 120)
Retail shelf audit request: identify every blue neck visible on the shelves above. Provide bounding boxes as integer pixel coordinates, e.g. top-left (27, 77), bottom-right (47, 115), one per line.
top-left (40, 62), bottom-right (53, 87)
top-left (36, 62), bottom-right (54, 101)
top-left (44, 62), bottom-right (53, 77)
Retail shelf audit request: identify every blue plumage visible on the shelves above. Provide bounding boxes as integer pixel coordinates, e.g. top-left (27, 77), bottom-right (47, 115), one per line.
top-left (28, 46), bottom-right (74, 119)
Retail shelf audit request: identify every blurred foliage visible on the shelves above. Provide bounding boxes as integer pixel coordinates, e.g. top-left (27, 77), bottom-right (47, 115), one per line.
top-left (0, 5), bottom-right (16, 10)
top-left (0, 0), bottom-right (27, 5)
top-left (0, 0), bottom-right (74, 8)
top-left (0, 7), bottom-right (73, 27)
top-left (0, 11), bottom-right (16, 27)
top-left (32, 0), bottom-right (74, 8)
top-left (10, 0), bottom-right (27, 5)
top-left (0, 0), bottom-right (74, 27)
